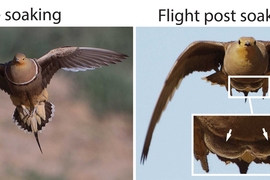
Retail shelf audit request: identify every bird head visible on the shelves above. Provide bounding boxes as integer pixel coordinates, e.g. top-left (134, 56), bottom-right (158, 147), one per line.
top-left (238, 37), bottom-right (256, 48)
top-left (13, 53), bottom-right (27, 65)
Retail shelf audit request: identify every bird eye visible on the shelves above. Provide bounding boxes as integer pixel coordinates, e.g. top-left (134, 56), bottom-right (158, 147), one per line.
top-left (254, 40), bottom-right (256, 45)
top-left (238, 40), bottom-right (241, 44)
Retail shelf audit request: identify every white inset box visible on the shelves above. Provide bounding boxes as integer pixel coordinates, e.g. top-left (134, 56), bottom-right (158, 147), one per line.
top-left (228, 75), bottom-right (270, 99)
top-left (192, 114), bottom-right (270, 175)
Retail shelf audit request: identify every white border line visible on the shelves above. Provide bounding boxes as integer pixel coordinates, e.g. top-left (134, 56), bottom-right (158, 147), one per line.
top-left (133, 27), bottom-right (136, 180)
top-left (191, 113), bottom-right (270, 176)
top-left (249, 99), bottom-right (254, 114)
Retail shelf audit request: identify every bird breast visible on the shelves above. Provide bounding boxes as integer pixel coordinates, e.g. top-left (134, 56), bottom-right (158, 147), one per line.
top-left (223, 43), bottom-right (268, 75)
top-left (5, 59), bottom-right (39, 85)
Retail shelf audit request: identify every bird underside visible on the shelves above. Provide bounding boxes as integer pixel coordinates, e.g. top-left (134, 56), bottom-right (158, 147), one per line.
top-left (13, 101), bottom-right (55, 153)
top-left (204, 71), bottom-right (269, 99)
top-left (230, 77), bottom-right (268, 97)
top-left (194, 116), bottom-right (270, 174)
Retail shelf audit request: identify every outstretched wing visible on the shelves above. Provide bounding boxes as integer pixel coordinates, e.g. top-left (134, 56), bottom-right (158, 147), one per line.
top-left (0, 63), bottom-right (11, 94)
top-left (141, 41), bottom-right (227, 163)
top-left (37, 46), bottom-right (128, 87)
top-left (258, 41), bottom-right (270, 73)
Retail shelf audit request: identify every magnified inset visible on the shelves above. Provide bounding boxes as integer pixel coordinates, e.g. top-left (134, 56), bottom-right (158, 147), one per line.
top-left (193, 115), bottom-right (270, 174)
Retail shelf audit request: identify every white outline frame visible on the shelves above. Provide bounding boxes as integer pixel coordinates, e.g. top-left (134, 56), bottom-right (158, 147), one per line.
top-left (191, 113), bottom-right (270, 176)
top-left (228, 75), bottom-right (270, 99)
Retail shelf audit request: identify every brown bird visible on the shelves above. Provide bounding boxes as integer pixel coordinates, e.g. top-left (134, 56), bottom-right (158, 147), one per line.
top-left (141, 37), bottom-right (270, 163)
top-left (0, 46), bottom-right (127, 153)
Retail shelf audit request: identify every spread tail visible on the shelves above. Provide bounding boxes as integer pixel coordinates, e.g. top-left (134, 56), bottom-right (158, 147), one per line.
top-left (13, 101), bottom-right (55, 153)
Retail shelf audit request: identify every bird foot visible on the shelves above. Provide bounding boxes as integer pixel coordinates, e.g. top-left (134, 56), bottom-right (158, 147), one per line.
top-left (35, 102), bottom-right (46, 120)
top-left (21, 104), bottom-right (30, 117)
top-left (18, 103), bottom-right (45, 125)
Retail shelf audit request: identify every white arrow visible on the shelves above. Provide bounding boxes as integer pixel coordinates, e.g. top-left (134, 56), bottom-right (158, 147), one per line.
top-left (262, 128), bottom-right (268, 140)
top-left (226, 129), bottom-right (232, 142)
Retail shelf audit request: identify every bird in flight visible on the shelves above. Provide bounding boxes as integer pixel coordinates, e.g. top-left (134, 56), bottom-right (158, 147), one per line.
top-left (141, 37), bottom-right (270, 163)
top-left (0, 46), bottom-right (127, 153)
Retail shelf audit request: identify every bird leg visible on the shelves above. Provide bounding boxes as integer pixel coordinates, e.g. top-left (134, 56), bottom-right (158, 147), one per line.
top-left (35, 102), bottom-right (46, 120)
top-left (18, 104), bottom-right (43, 121)
top-left (20, 104), bottom-right (30, 117)
top-left (17, 105), bottom-right (37, 125)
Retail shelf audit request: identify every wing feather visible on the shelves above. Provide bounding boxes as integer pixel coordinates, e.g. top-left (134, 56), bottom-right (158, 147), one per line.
top-left (259, 41), bottom-right (270, 73)
top-left (37, 46), bottom-right (127, 87)
top-left (0, 63), bottom-right (11, 94)
top-left (141, 41), bottom-right (226, 163)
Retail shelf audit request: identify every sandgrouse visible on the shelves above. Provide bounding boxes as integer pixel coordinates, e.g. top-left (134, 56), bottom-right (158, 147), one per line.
top-left (0, 46), bottom-right (127, 153)
top-left (141, 37), bottom-right (270, 163)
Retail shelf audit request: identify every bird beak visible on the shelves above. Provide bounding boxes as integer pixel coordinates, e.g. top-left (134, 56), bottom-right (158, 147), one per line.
top-left (244, 41), bottom-right (251, 47)
top-left (13, 56), bottom-right (19, 63)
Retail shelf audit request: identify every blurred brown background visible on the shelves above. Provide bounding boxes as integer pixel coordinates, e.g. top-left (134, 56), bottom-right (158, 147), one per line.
top-left (0, 27), bottom-right (133, 180)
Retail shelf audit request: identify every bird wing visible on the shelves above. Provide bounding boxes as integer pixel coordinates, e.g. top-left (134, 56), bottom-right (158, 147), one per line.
top-left (141, 41), bottom-right (227, 163)
top-left (258, 40), bottom-right (270, 73)
top-left (37, 46), bottom-right (128, 87)
top-left (0, 63), bottom-right (11, 94)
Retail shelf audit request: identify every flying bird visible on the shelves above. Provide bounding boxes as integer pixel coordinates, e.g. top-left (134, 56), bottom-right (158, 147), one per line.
top-left (141, 37), bottom-right (270, 163)
top-left (0, 46), bottom-right (127, 153)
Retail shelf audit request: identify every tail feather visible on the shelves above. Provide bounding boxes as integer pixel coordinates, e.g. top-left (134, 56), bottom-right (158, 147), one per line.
top-left (13, 101), bottom-right (55, 152)
top-left (34, 132), bottom-right (43, 153)
top-left (13, 101), bottom-right (55, 132)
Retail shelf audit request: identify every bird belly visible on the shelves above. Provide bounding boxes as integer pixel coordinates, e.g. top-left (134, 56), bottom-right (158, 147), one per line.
top-left (223, 48), bottom-right (269, 95)
top-left (230, 77), bottom-right (265, 93)
top-left (8, 74), bottom-right (45, 108)
top-left (223, 45), bottom-right (268, 76)
top-left (196, 116), bottom-right (270, 160)
top-left (10, 87), bottom-right (48, 108)
top-left (224, 57), bottom-right (268, 75)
